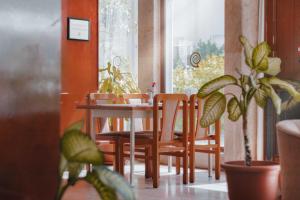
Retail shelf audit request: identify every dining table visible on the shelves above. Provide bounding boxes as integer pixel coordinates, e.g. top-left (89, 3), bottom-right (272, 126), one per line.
top-left (77, 103), bottom-right (154, 186)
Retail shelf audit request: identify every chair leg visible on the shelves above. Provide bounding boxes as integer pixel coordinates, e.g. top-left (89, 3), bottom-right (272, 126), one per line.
top-left (215, 151), bottom-right (221, 180)
top-left (145, 146), bottom-right (151, 178)
top-left (176, 157), bottom-right (181, 175)
top-left (114, 139), bottom-right (120, 173)
top-left (189, 148), bottom-right (195, 183)
top-left (152, 145), bottom-right (159, 188)
top-left (183, 151), bottom-right (188, 184)
top-left (119, 142), bottom-right (125, 176)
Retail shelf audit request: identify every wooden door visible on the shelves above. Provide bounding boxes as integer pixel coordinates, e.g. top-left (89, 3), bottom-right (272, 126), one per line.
top-left (266, 0), bottom-right (300, 80)
top-left (61, 0), bottom-right (99, 133)
top-left (265, 0), bottom-right (300, 160)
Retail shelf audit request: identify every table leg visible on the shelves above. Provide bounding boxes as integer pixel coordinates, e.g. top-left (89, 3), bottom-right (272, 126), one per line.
top-left (130, 116), bottom-right (135, 186)
top-left (208, 153), bottom-right (212, 178)
top-left (168, 157), bottom-right (172, 173)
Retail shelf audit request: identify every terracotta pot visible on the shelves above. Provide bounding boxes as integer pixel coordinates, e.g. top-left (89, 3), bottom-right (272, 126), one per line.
top-left (222, 161), bottom-right (280, 200)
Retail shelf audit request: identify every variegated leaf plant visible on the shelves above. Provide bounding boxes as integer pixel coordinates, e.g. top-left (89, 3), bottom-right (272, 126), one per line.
top-left (198, 36), bottom-right (300, 166)
top-left (57, 121), bottom-right (135, 200)
top-left (99, 62), bottom-right (140, 97)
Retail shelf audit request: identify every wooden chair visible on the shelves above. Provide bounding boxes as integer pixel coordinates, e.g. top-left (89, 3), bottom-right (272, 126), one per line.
top-left (120, 93), bottom-right (189, 188)
top-left (87, 93), bottom-right (123, 172)
top-left (188, 94), bottom-right (221, 183)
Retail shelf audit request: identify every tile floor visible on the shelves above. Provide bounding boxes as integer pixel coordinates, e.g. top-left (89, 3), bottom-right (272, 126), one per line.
top-left (63, 164), bottom-right (228, 200)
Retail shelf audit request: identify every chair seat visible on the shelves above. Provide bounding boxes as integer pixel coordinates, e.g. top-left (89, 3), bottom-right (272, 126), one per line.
top-left (174, 131), bottom-right (215, 141)
top-left (120, 131), bottom-right (153, 139)
top-left (96, 131), bottom-right (152, 140)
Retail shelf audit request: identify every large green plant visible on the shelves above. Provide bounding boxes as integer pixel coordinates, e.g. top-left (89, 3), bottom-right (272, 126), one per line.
top-left (57, 121), bottom-right (135, 200)
top-left (198, 36), bottom-right (300, 166)
top-left (99, 62), bottom-right (140, 97)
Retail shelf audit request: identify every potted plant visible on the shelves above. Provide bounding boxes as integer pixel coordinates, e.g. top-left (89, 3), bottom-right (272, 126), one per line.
top-left (57, 121), bottom-right (135, 200)
top-left (197, 36), bottom-right (300, 200)
top-left (99, 62), bottom-right (140, 98)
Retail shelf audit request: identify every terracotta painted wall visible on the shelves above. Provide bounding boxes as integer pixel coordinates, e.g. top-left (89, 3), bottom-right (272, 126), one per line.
top-left (61, 0), bottom-right (99, 132)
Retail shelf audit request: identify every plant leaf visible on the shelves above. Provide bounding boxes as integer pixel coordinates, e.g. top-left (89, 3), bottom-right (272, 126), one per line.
top-left (252, 41), bottom-right (271, 71)
top-left (198, 75), bottom-right (237, 98)
top-left (227, 97), bottom-right (242, 121)
top-left (268, 77), bottom-right (300, 100)
top-left (99, 67), bottom-right (108, 72)
top-left (282, 98), bottom-right (300, 111)
top-left (59, 154), bottom-right (68, 178)
top-left (254, 87), bottom-right (268, 108)
top-left (264, 58), bottom-right (281, 76)
top-left (65, 120), bottom-right (84, 133)
top-left (107, 62), bottom-right (112, 74)
top-left (240, 36), bottom-right (254, 68)
top-left (200, 92), bottom-right (226, 127)
top-left (85, 171), bottom-right (117, 200)
top-left (93, 166), bottom-right (135, 200)
top-left (61, 130), bottom-right (104, 165)
top-left (58, 155), bottom-right (84, 184)
top-left (262, 85), bottom-right (281, 115)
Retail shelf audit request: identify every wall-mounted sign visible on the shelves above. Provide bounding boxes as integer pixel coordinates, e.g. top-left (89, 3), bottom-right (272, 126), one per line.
top-left (67, 18), bottom-right (90, 41)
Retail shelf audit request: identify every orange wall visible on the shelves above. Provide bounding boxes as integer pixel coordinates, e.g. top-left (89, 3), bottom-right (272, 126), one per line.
top-left (61, 0), bottom-right (98, 132)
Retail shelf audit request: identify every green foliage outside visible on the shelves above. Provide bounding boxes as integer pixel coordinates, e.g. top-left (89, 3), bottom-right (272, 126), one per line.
top-left (173, 39), bottom-right (224, 93)
top-left (195, 39), bottom-right (224, 59)
top-left (173, 55), bottom-right (224, 93)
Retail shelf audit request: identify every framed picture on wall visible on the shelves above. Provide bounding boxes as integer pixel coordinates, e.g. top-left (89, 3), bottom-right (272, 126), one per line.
top-left (67, 18), bottom-right (90, 41)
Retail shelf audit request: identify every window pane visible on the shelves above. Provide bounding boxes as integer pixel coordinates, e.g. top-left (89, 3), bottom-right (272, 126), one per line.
top-left (99, 0), bottom-right (138, 80)
top-left (165, 0), bottom-right (225, 147)
top-left (165, 0), bottom-right (224, 94)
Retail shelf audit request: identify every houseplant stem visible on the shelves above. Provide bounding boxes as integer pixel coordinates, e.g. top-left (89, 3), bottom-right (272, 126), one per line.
top-left (243, 113), bottom-right (252, 166)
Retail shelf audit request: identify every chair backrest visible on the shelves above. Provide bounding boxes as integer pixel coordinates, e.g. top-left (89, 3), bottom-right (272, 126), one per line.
top-left (88, 93), bottom-right (118, 132)
top-left (122, 93), bottom-right (150, 131)
top-left (153, 94), bottom-right (188, 143)
top-left (122, 93), bottom-right (149, 104)
top-left (190, 94), bottom-right (221, 141)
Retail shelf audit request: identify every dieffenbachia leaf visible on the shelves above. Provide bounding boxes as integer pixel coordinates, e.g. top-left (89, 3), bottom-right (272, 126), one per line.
top-left (200, 92), bottom-right (226, 127)
top-left (227, 97), bottom-right (242, 121)
top-left (252, 41), bottom-right (271, 71)
top-left (59, 154), bottom-right (83, 183)
top-left (64, 120), bottom-right (84, 133)
top-left (198, 75), bottom-right (237, 98)
top-left (93, 166), bottom-right (135, 200)
top-left (264, 58), bottom-right (281, 76)
top-left (282, 98), bottom-right (300, 111)
top-left (268, 77), bottom-right (300, 101)
top-left (260, 84), bottom-right (281, 115)
top-left (85, 171), bottom-right (117, 200)
top-left (254, 86), bottom-right (268, 108)
top-left (61, 130), bottom-right (104, 165)
top-left (240, 36), bottom-right (254, 68)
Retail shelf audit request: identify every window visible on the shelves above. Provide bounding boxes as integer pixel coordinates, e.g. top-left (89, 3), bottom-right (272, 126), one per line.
top-left (99, 0), bottom-right (138, 80)
top-left (165, 0), bottom-right (225, 147)
top-left (165, 0), bottom-right (224, 94)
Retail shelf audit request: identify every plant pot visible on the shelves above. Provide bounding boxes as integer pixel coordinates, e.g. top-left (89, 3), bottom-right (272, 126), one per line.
top-left (222, 161), bottom-right (280, 200)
